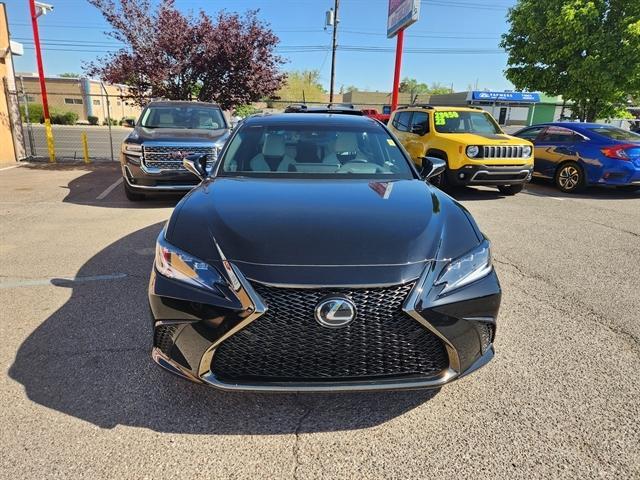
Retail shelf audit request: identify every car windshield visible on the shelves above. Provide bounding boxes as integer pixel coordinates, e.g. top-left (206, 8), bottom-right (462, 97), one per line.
top-left (434, 111), bottom-right (502, 134)
top-left (140, 105), bottom-right (226, 130)
top-left (219, 123), bottom-right (415, 179)
top-left (586, 126), bottom-right (640, 142)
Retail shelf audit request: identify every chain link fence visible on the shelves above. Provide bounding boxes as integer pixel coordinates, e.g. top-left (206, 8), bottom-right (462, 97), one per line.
top-left (9, 89), bottom-right (396, 163)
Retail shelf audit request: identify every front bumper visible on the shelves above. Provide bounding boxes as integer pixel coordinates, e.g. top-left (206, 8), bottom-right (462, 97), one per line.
top-left (121, 153), bottom-right (201, 193)
top-left (447, 164), bottom-right (533, 186)
top-left (148, 259), bottom-right (501, 392)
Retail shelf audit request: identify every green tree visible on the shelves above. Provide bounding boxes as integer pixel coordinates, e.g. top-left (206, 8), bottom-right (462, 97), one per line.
top-left (501, 0), bottom-right (640, 121)
top-left (59, 72), bottom-right (81, 78)
top-left (277, 70), bottom-right (326, 102)
top-left (428, 82), bottom-right (453, 95)
top-left (399, 77), bottom-right (429, 103)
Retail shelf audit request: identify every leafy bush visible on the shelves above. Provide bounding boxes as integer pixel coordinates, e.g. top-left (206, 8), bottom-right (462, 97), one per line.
top-left (19, 103), bottom-right (44, 123)
top-left (119, 117), bottom-right (136, 127)
top-left (88, 115), bottom-right (99, 125)
top-left (234, 104), bottom-right (260, 118)
top-left (103, 118), bottom-right (119, 126)
top-left (50, 111), bottom-right (79, 125)
top-left (19, 104), bottom-right (78, 125)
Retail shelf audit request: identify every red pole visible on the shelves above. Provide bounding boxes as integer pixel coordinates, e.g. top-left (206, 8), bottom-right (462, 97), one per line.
top-left (28, 0), bottom-right (55, 162)
top-left (391, 28), bottom-right (404, 112)
top-left (29, 0), bottom-right (49, 119)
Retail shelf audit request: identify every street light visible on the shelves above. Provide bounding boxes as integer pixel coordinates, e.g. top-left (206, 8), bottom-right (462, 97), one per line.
top-left (29, 0), bottom-right (55, 162)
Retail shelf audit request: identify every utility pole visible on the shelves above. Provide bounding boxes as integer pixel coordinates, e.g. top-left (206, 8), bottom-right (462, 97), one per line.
top-left (28, 0), bottom-right (55, 162)
top-left (329, 0), bottom-right (339, 103)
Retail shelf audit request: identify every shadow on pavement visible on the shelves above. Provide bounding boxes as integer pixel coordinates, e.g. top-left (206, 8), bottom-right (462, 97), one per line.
top-left (22, 162), bottom-right (183, 208)
top-left (9, 223), bottom-right (436, 434)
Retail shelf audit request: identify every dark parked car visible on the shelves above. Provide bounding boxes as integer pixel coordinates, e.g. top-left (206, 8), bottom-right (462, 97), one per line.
top-left (120, 100), bottom-right (230, 200)
top-left (514, 122), bottom-right (640, 193)
top-left (149, 113), bottom-right (501, 391)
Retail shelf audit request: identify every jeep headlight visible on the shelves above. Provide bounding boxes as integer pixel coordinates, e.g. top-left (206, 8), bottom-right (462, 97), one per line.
top-left (435, 241), bottom-right (492, 295)
top-left (522, 145), bottom-right (532, 157)
top-left (466, 145), bottom-right (480, 158)
top-left (155, 233), bottom-right (226, 294)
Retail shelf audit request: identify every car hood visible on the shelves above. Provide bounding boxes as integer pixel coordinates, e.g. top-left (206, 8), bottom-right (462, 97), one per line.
top-left (440, 132), bottom-right (528, 145)
top-left (168, 178), bottom-right (481, 286)
top-left (130, 127), bottom-right (229, 144)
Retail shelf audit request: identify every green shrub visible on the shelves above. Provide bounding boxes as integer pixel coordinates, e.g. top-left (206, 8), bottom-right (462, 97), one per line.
top-left (103, 118), bottom-right (118, 126)
top-left (50, 111), bottom-right (79, 125)
top-left (19, 103), bottom-right (44, 123)
top-left (88, 115), bottom-right (99, 125)
top-left (235, 104), bottom-right (260, 118)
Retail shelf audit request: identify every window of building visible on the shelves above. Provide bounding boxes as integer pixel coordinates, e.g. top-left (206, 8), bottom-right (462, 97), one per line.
top-left (93, 99), bottom-right (101, 106)
top-left (64, 98), bottom-right (83, 105)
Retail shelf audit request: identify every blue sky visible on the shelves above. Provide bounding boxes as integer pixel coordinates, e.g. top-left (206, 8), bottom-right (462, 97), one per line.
top-left (6, 0), bottom-right (518, 92)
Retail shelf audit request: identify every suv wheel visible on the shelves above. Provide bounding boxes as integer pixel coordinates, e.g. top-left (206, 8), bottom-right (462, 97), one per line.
top-left (555, 162), bottom-right (585, 193)
top-left (124, 181), bottom-right (146, 201)
top-left (497, 184), bottom-right (524, 196)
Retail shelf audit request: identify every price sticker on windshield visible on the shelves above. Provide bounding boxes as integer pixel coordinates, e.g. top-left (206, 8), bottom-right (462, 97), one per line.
top-left (435, 111), bottom-right (459, 125)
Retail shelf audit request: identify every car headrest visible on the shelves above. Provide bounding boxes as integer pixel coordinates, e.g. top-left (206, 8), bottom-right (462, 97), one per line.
top-left (158, 113), bottom-right (173, 125)
top-left (335, 132), bottom-right (358, 153)
top-left (262, 134), bottom-right (286, 157)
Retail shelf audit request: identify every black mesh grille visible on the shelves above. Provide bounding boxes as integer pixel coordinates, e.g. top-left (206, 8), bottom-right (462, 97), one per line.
top-left (154, 324), bottom-right (179, 356)
top-left (212, 283), bottom-right (449, 383)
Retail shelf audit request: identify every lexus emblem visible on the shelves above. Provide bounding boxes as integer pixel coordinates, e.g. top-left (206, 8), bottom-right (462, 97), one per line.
top-left (314, 297), bottom-right (356, 329)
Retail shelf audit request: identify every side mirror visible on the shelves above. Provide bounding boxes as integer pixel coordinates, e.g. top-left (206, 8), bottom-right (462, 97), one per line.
top-left (183, 153), bottom-right (208, 180)
top-left (419, 157), bottom-right (447, 180)
top-left (411, 124), bottom-right (426, 135)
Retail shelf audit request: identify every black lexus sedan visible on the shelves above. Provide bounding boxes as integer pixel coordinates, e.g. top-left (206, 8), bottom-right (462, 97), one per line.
top-left (148, 113), bottom-right (501, 392)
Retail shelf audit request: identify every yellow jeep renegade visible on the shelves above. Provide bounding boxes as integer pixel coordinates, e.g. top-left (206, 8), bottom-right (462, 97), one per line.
top-left (388, 105), bottom-right (534, 195)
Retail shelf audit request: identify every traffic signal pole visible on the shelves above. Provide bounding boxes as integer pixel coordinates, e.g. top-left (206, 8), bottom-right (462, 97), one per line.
top-left (29, 0), bottom-right (55, 162)
top-left (391, 28), bottom-right (404, 112)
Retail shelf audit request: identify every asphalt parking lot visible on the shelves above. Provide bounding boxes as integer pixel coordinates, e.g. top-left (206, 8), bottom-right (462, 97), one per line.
top-left (1, 162), bottom-right (639, 479)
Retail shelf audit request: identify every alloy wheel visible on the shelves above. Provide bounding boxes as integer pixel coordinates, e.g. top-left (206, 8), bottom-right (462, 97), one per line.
top-left (558, 165), bottom-right (580, 191)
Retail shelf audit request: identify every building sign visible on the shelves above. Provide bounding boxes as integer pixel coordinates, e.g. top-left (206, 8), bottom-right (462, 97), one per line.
top-left (471, 91), bottom-right (541, 103)
top-left (387, 0), bottom-right (421, 38)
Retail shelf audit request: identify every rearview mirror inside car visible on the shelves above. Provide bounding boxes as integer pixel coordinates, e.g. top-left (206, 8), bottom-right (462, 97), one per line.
top-left (419, 157), bottom-right (447, 180)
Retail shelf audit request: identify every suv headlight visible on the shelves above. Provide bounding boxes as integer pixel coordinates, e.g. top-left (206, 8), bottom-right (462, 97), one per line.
top-left (522, 145), bottom-right (532, 157)
top-left (123, 143), bottom-right (142, 156)
top-left (466, 145), bottom-right (480, 158)
top-left (435, 241), bottom-right (492, 295)
top-left (155, 233), bottom-right (226, 294)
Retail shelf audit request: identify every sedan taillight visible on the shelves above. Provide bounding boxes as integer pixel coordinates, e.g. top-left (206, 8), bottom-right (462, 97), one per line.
top-left (601, 144), bottom-right (639, 161)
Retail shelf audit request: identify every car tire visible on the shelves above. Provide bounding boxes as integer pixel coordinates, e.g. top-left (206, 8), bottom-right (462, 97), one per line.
top-left (497, 184), bottom-right (524, 196)
top-left (555, 162), bottom-right (585, 193)
top-left (425, 153), bottom-right (449, 190)
top-left (616, 185), bottom-right (640, 193)
top-left (124, 181), bottom-right (146, 201)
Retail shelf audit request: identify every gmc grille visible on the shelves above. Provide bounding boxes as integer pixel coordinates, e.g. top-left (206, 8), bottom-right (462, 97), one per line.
top-left (142, 145), bottom-right (217, 170)
top-left (212, 283), bottom-right (449, 383)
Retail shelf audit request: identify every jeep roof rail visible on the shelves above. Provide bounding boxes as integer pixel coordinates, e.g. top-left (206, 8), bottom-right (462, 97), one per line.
top-left (397, 104), bottom-right (435, 110)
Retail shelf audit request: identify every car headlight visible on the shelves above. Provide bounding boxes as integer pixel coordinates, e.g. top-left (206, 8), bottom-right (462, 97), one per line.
top-left (522, 145), bottom-right (532, 157)
top-left (155, 233), bottom-right (226, 293)
top-left (435, 241), bottom-right (492, 295)
top-left (123, 143), bottom-right (142, 157)
top-left (466, 145), bottom-right (480, 158)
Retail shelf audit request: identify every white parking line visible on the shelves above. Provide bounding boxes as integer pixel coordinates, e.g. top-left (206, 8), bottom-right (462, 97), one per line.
top-left (96, 178), bottom-right (123, 200)
top-left (0, 273), bottom-right (128, 289)
top-left (0, 164), bottom-right (20, 172)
